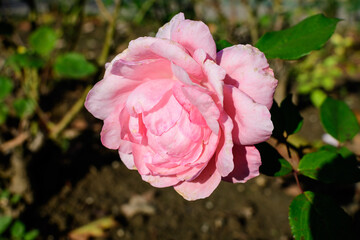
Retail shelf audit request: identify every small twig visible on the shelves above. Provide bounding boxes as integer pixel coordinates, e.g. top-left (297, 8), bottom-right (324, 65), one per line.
top-left (267, 137), bottom-right (300, 170)
top-left (293, 170), bottom-right (304, 194)
top-left (97, 0), bottom-right (121, 66)
top-left (49, 85), bottom-right (91, 140)
top-left (284, 134), bottom-right (292, 159)
top-left (133, 0), bottom-right (155, 25)
top-left (0, 132), bottom-right (30, 153)
top-left (95, 0), bottom-right (113, 22)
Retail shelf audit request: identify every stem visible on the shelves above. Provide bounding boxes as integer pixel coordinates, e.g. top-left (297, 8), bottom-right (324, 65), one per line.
top-left (133, 0), bottom-right (155, 25)
top-left (95, 0), bottom-right (113, 22)
top-left (267, 137), bottom-right (300, 169)
top-left (0, 132), bottom-right (30, 153)
top-left (284, 135), bottom-right (292, 159)
top-left (97, 0), bottom-right (121, 66)
top-left (293, 170), bottom-right (304, 194)
top-left (49, 85), bottom-right (91, 140)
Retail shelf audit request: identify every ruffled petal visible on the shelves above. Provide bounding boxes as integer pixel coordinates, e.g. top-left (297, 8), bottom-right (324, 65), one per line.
top-left (203, 59), bottom-right (226, 106)
top-left (125, 79), bottom-right (174, 116)
top-left (223, 85), bottom-right (273, 145)
top-left (174, 158), bottom-right (221, 201)
top-left (156, 12), bottom-right (185, 39)
top-left (143, 94), bottom-right (183, 136)
top-left (111, 58), bottom-right (172, 80)
top-left (142, 174), bottom-right (180, 188)
top-left (100, 106), bottom-right (122, 149)
top-left (150, 38), bottom-right (204, 80)
top-left (175, 163), bottom-right (207, 181)
top-left (171, 63), bottom-right (196, 86)
top-left (118, 146), bottom-right (136, 170)
top-left (222, 145), bottom-right (261, 183)
top-left (217, 44), bottom-right (277, 109)
top-left (171, 19), bottom-right (216, 60)
top-left (181, 86), bottom-right (220, 134)
top-left (127, 37), bottom-right (159, 61)
top-left (146, 110), bottom-right (201, 158)
top-left (85, 75), bottom-right (139, 120)
top-left (215, 113), bottom-right (234, 177)
top-left (131, 144), bottom-right (153, 175)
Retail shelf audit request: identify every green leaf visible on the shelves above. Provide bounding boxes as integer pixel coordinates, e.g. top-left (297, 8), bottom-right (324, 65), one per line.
top-left (102, 0), bottom-right (114, 7)
top-left (0, 77), bottom-right (13, 99)
top-left (10, 194), bottom-right (21, 205)
top-left (0, 190), bottom-right (10, 199)
top-left (0, 103), bottom-right (9, 124)
top-left (320, 97), bottom-right (360, 142)
top-left (10, 220), bottom-right (25, 238)
top-left (258, 142), bottom-right (293, 177)
top-left (298, 149), bottom-right (360, 183)
top-left (256, 14), bottom-right (340, 60)
top-left (310, 89), bottom-right (327, 108)
top-left (6, 53), bottom-right (45, 70)
top-left (29, 26), bottom-right (57, 56)
top-left (289, 191), bottom-right (354, 240)
top-left (13, 98), bottom-right (36, 119)
top-left (216, 39), bottom-right (233, 51)
top-left (24, 229), bottom-right (39, 240)
top-left (54, 53), bottom-right (96, 79)
top-left (280, 94), bottom-right (303, 136)
top-left (0, 216), bottom-right (12, 235)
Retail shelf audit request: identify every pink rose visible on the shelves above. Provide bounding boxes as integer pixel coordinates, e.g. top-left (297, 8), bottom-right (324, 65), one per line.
top-left (85, 13), bottom-right (277, 200)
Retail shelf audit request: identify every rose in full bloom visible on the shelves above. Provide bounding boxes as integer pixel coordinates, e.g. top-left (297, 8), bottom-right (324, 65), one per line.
top-left (85, 13), bottom-right (277, 200)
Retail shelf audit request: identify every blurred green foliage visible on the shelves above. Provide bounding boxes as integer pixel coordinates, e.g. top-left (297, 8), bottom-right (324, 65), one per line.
top-left (295, 33), bottom-right (355, 107)
top-left (54, 53), bottom-right (96, 79)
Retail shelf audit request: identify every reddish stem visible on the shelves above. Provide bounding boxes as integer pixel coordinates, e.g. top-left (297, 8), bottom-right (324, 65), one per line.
top-left (293, 170), bottom-right (304, 194)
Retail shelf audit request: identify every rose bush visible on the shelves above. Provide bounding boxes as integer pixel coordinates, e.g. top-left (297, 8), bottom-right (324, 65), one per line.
top-left (85, 13), bottom-right (277, 200)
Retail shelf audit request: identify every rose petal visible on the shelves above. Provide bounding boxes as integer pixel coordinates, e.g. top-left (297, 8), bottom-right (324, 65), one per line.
top-left (142, 174), bottom-right (180, 188)
top-left (119, 147), bottom-right (136, 170)
top-left (181, 86), bottom-right (220, 134)
top-left (132, 143), bottom-right (153, 175)
top-left (215, 112), bottom-right (234, 177)
top-left (175, 163), bottom-right (207, 181)
top-left (150, 38), bottom-right (204, 80)
top-left (146, 110), bottom-right (201, 158)
top-left (85, 75), bottom-right (139, 120)
top-left (156, 12), bottom-right (185, 39)
top-left (171, 63), bottom-right (196, 86)
top-left (203, 59), bottom-right (226, 106)
top-left (125, 79), bottom-right (174, 116)
top-left (127, 37), bottom-right (159, 61)
top-left (174, 158), bottom-right (221, 201)
top-left (171, 19), bottom-right (216, 60)
top-left (111, 58), bottom-right (172, 80)
top-left (177, 111), bottom-right (204, 143)
top-left (217, 44), bottom-right (277, 109)
top-left (193, 48), bottom-right (207, 65)
top-left (223, 84), bottom-right (273, 145)
top-left (100, 106), bottom-right (122, 149)
top-left (143, 94), bottom-right (183, 136)
top-left (222, 145), bottom-right (261, 183)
